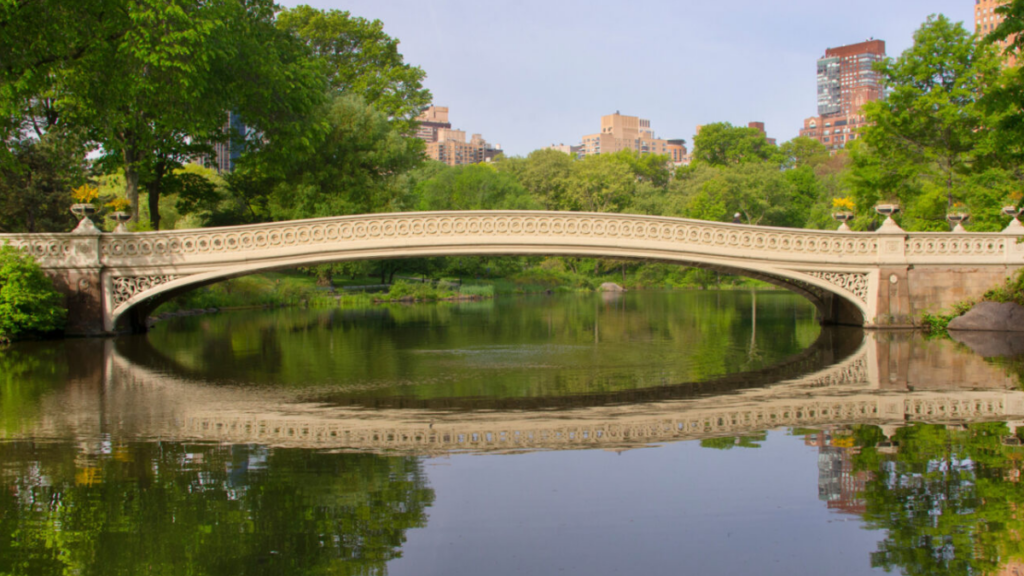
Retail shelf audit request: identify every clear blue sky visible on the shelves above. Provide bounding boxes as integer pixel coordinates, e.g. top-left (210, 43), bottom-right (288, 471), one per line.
top-left (279, 0), bottom-right (975, 156)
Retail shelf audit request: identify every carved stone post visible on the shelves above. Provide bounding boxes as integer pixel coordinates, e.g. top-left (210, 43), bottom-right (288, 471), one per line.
top-left (875, 226), bottom-right (913, 327)
top-left (50, 228), bottom-right (107, 336)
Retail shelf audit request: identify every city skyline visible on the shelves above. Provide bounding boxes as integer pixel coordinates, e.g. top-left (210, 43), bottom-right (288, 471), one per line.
top-left (279, 1), bottom-right (976, 156)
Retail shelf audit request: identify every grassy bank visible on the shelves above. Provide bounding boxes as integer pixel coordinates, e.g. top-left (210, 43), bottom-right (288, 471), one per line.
top-left (152, 262), bottom-right (775, 318)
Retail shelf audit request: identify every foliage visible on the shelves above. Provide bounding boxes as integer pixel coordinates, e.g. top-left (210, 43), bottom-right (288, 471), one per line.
top-left (699, 433), bottom-right (767, 450)
top-left (690, 122), bottom-right (781, 167)
top-left (982, 268), bottom-right (1024, 307)
top-left (564, 153), bottom-right (636, 213)
top-left (413, 162), bottom-right (536, 211)
top-left (276, 5), bottom-right (431, 131)
top-left (255, 94), bottom-right (425, 222)
top-left (503, 148), bottom-right (574, 210)
top-left (2, 0), bottom-right (326, 228)
top-left (831, 197), bottom-right (855, 211)
top-left (153, 272), bottom-right (326, 315)
top-left (0, 245), bottom-right (66, 340)
top-left (104, 197), bottom-right (130, 212)
top-left (0, 442), bottom-right (434, 575)
top-left (458, 284), bottom-right (495, 298)
top-left (380, 280), bottom-right (455, 302)
top-left (921, 298), bottom-right (976, 334)
top-left (858, 423), bottom-right (1024, 576)
top-left (779, 137), bottom-right (829, 169)
top-left (851, 15), bottom-right (1006, 231)
top-left (0, 133), bottom-right (85, 232)
top-left (70, 184), bottom-right (99, 203)
top-left (672, 162), bottom-right (814, 226)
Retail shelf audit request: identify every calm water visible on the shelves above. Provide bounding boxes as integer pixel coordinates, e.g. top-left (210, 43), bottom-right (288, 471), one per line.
top-left (2, 290), bottom-right (1024, 575)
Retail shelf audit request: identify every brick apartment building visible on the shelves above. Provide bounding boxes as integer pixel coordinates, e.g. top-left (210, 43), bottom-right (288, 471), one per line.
top-left (799, 39), bottom-right (886, 152)
top-left (580, 112), bottom-right (688, 164)
top-left (414, 105), bottom-right (502, 166)
top-left (976, 0), bottom-right (1017, 67)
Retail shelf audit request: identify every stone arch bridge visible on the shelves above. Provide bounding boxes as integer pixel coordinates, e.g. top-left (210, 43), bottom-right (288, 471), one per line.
top-left (2, 210), bottom-right (1022, 335)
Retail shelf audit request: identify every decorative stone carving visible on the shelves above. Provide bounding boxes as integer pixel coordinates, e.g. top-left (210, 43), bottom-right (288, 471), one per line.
top-left (112, 275), bottom-right (179, 308)
top-left (4, 238), bottom-right (71, 266)
top-left (804, 271), bottom-right (869, 303)
top-left (906, 237), bottom-right (1005, 256)
top-left (804, 356), bottom-right (869, 388)
top-left (95, 213), bottom-right (883, 261)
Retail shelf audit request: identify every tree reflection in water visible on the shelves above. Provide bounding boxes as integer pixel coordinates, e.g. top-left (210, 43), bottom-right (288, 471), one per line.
top-left (837, 423), bottom-right (1024, 576)
top-left (0, 442), bottom-right (434, 575)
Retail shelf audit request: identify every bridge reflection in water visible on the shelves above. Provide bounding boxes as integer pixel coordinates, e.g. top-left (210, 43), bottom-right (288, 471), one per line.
top-left (8, 328), bottom-right (1023, 456)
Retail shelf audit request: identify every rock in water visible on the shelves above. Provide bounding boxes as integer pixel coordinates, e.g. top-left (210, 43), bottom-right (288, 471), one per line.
top-left (949, 330), bottom-right (1024, 357)
top-left (599, 282), bottom-right (625, 292)
top-left (947, 301), bottom-right (1024, 332)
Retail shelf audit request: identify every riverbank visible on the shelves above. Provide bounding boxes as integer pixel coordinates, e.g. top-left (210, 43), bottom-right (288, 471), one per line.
top-left (149, 265), bottom-right (777, 323)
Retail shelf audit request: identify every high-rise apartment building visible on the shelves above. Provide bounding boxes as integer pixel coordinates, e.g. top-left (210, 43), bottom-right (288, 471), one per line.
top-left (976, 0), bottom-right (1017, 67)
top-left (414, 105), bottom-right (501, 166)
top-left (193, 111), bottom-right (246, 173)
top-left (799, 39), bottom-right (886, 151)
top-left (580, 112), bottom-right (685, 161)
top-left (414, 105), bottom-right (452, 143)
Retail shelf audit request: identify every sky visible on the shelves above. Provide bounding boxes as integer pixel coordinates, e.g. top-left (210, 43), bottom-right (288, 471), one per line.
top-left (278, 0), bottom-right (976, 157)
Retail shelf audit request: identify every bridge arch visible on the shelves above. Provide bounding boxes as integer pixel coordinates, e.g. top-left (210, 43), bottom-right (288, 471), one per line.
top-left (7, 210), bottom-right (1021, 335)
top-left (106, 234), bottom-right (871, 332)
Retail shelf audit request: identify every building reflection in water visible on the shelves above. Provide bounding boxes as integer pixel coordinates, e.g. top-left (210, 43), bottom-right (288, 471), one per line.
top-left (808, 429), bottom-right (872, 516)
top-left (5, 324), bottom-right (1024, 575)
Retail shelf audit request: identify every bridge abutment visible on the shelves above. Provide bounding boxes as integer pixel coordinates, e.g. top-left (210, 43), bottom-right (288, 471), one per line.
top-left (42, 233), bottom-right (109, 336)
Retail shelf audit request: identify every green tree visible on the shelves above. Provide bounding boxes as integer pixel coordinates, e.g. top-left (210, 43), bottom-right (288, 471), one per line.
top-left (0, 245), bottom-right (66, 340)
top-left (690, 122), bottom-right (781, 167)
top-left (565, 154), bottom-right (636, 213)
top-left (514, 148), bottom-right (574, 210)
top-left (413, 163), bottom-right (536, 211)
top-left (0, 132), bottom-right (86, 232)
top-left (276, 5), bottom-right (431, 131)
top-left (779, 136), bottom-right (830, 170)
top-left (858, 423), bottom-right (1024, 576)
top-left (12, 0), bottom-right (326, 227)
top-left (673, 162), bottom-right (811, 226)
top-left (0, 442), bottom-right (435, 575)
top-left (983, 0), bottom-right (1024, 206)
top-left (262, 94), bottom-right (425, 222)
top-left (853, 15), bottom-right (1005, 231)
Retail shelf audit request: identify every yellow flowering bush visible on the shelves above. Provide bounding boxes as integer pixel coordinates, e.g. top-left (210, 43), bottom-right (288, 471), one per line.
top-left (71, 184), bottom-right (99, 204)
top-left (105, 198), bottom-right (131, 212)
top-left (832, 197), bottom-right (855, 211)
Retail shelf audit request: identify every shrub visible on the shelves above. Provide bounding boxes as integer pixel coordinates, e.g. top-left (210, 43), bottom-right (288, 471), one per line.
top-left (382, 280), bottom-right (454, 301)
top-left (0, 245), bottom-right (67, 341)
top-left (458, 284), bottom-right (494, 298)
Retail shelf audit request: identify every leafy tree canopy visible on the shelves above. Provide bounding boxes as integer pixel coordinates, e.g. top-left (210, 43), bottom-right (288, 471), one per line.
top-left (276, 5), bottom-right (431, 131)
top-left (691, 122), bottom-right (781, 167)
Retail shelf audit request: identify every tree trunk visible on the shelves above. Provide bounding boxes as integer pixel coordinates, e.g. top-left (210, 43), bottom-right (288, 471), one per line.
top-left (315, 265), bottom-right (332, 287)
top-left (123, 148), bottom-right (141, 223)
top-left (148, 158), bottom-right (166, 231)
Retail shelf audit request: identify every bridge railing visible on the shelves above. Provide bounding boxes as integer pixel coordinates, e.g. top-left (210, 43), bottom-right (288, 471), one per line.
top-left (5, 211), bottom-right (1022, 271)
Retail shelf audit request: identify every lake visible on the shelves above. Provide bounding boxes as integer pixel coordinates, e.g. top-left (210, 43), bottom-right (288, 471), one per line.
top-left (1, 290), bottom-right (1023, 575)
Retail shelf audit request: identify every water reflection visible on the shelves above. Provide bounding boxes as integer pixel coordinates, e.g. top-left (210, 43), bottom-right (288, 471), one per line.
top-left (2, 327), bottom-right (1022, 456)
top-left (0, 442), bottom-right (433, 576)
top-left (3, 293), bottom-right (1024, 575)
top-left (134, 292), bottom-right (823, 403)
